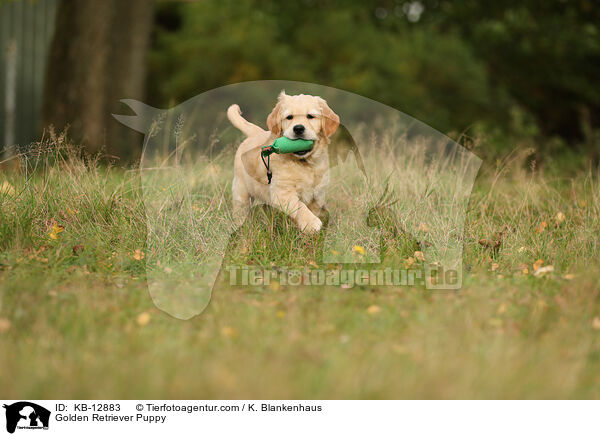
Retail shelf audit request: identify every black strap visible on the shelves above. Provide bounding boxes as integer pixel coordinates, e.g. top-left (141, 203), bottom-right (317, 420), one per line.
top-left (260, 150), bottom-right (272, 184)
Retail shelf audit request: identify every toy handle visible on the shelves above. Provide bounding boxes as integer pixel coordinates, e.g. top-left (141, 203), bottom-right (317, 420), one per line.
top-left (261, 146), bottom-right (274, 157)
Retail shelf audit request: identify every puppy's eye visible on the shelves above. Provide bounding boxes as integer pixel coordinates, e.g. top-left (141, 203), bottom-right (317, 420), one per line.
top-left (307, 114), bottom-right (315, 119)
top-left (286, 115), bottom-right (293, 120)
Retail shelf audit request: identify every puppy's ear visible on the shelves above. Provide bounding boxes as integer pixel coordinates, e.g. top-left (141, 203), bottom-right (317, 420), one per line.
top-left (267, 91), bottom-right (286, 136)
top-left (319, 98), bottom-right (340, 138)
top-left (267, 101), bottom-right (282, 136)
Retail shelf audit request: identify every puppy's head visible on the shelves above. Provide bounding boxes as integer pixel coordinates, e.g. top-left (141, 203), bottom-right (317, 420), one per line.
top-left (267, 91), bottom-right (339, 157)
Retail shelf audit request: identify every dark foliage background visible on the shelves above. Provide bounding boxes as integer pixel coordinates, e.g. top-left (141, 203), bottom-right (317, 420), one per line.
top-left (146, 0), bottom-right (599, 161)
top-left (1, 0), bottom-right (595, 162)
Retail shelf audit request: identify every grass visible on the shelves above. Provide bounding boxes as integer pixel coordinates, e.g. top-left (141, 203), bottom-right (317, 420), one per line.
top-left (0, 132), bottom-right (600, 399)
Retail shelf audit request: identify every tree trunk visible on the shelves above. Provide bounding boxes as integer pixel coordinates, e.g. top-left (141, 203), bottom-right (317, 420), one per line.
top-left (42, 0), bottom-right (154, 158)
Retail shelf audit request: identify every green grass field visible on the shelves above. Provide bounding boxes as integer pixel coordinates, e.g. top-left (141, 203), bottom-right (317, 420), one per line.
top-left (1, 135), bottom-right (599, 399)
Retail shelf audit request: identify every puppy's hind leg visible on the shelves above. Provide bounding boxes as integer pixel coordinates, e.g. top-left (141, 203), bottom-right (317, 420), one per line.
top-left (307, 199), bottom-right (327, 219)
top-left (232, 176), bottom-right (251, 228)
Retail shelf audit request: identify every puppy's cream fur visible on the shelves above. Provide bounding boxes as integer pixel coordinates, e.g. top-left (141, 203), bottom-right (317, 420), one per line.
top-left (227, 91), bottom-right (340, 233)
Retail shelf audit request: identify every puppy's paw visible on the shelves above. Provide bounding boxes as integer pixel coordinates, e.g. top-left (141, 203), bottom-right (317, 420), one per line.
top-left (301, 215), bottom-right (323, 234)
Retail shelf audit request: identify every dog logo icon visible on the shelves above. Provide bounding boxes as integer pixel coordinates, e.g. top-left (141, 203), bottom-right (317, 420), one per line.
top-left (3, 402), bottom-right (50, 434)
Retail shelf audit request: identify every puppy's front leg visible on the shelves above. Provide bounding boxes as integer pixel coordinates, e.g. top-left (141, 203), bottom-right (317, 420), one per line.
top-left (272, 189), bottom-right (322, 234)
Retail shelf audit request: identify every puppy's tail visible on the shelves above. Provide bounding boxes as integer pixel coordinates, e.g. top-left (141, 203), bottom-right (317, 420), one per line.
top-left (227, 104), bottom-right (265, 137)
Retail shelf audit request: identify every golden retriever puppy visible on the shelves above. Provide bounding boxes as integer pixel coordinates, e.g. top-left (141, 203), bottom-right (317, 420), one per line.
top-left (227, 91), bottom-right (340, 233)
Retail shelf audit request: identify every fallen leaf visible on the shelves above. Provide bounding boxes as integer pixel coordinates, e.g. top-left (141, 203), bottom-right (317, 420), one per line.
top-left (479, 227), bottom-right (507, 254)
top-left (133, 249), bottom-right (145, 261)
top-left (414, 251), bottom-right (425, 262)
top-left (534, 265), bottom-right (554, 276)
top-left (533, 259), bottom-right (544, 271)
top-left (404, 257), bottom-right (415, 268)
top-left (366, 305), bottom-right (381, 315)
top-left (0, 318), bottom-right (11, 333)
top-left (221, 326), bottom-right (237, 338)
top-left (556, 212), bottom-right (566, 224)
top-left (48, 223), bottom-right (65, 240)
top-left (352, 245), bottom-right (365, 255)
top-left (136, 312), bottom-right (150, 326)
top-left (563, 273), bottom-right (575, 280)
top-left (479, 238), bottom-right (501, 251)
top-left (537, 221), bottom-right (547, 233)
top-left (491, 263), bottom-right (499, 271)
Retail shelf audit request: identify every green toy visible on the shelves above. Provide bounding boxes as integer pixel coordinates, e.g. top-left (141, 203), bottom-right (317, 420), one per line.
top-left (260, 138), bottom-right (315, 184)
top-left (261, 137), bottom-right (314, 157)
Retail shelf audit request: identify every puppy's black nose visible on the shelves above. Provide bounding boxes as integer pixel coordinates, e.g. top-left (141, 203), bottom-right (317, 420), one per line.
top-left (293, 124), bottom-right (305, 135)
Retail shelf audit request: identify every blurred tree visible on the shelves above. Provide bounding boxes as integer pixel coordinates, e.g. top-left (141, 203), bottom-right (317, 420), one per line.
top-left (43, 0), bottom-right (154, 156)
top-left (148, 0), bottom-right (599, 148)
top-left (422, 0), bottom-right (600, 142)
top-left (148, 0), bottom-right (501, 135)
